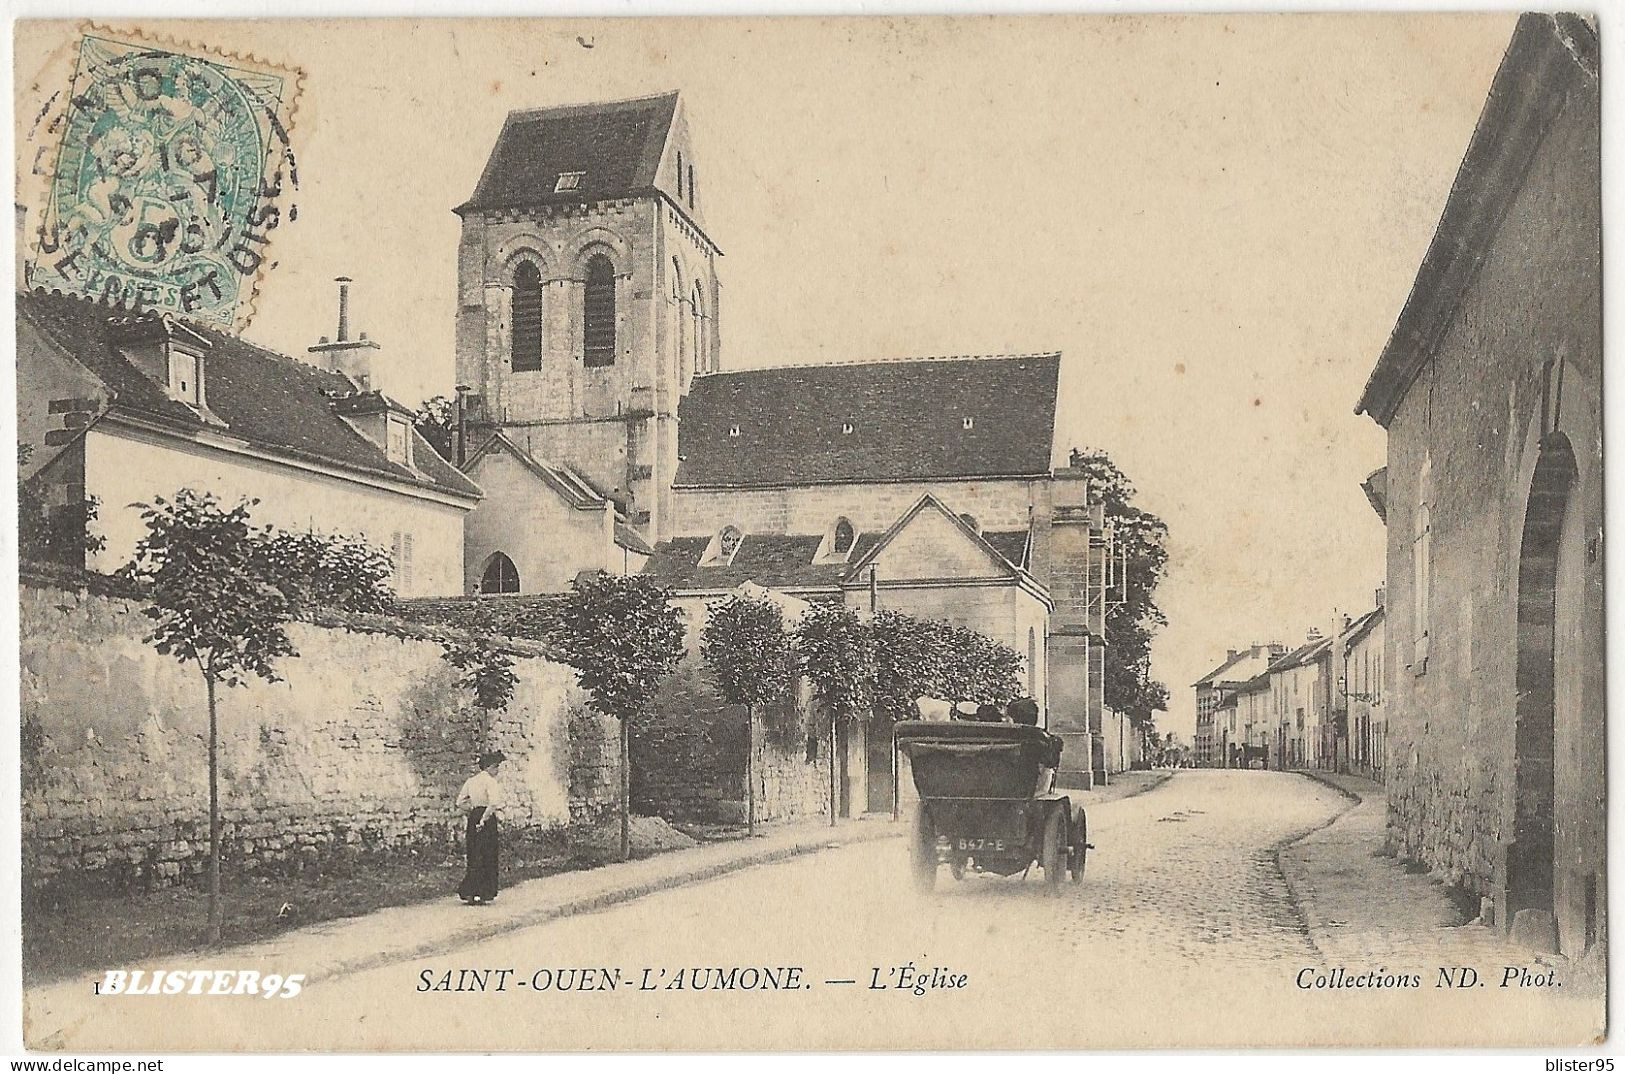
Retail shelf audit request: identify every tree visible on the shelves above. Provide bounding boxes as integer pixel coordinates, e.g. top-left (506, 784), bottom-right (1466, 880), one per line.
top-left (18, 442), bottom-right (105, 566)
top-left (442, 601), bottom-right (520, 746)
top-left (413, 396), bottom-right (456, 463)
top-left (700, 595), bottom-right (793, 836)
top-left (1067, 447), bottom-right (1172, 729)
top-left (123, 491), bottom-right (297, 945)
top-left (554, 572), bottom-right (686, 860)
top-left (253, 527), bottom-right (394, 617)
top-left (869, 610), bottom-right (945, 723)
top-left (792, 603), bottom-right (876, 824)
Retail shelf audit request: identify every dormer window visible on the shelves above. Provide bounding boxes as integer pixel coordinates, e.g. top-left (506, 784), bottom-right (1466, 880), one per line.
top-left (168, 348), bottom-right (202, 405)
top-left (815, 517), bottom-right (859, 564)
top-left (962, 416), bottom-right (975, 430)
top-left (728, 424), bottom-right (740, 438)
top-left (841, 422), bottom-right (854, 435)
top-left (386, 415), bottom-right (412, 465)
top-left (702, 525), bottom-right (744, 567)
top-left (554, 171), bottom-right (584, 193)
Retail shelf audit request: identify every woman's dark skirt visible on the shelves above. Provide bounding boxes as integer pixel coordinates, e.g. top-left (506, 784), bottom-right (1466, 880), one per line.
top-left (458, 807), bottom-right (499, 903)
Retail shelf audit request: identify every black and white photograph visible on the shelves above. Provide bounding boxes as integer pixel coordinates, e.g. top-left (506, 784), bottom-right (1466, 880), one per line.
top-left (5, 10), bottom-right (1608, 1053)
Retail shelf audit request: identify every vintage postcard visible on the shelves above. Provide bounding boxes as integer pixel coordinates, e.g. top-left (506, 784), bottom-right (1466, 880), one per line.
top-left (10, 12), bottom-right (1606, 1052)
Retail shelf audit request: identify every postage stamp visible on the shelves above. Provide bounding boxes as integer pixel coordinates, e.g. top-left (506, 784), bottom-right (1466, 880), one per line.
top-left (22, 29), bottom-right (302, 329)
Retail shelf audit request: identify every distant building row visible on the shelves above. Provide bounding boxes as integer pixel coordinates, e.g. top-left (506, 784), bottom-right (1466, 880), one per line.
top-left (1191, 592), bottom-right (1386, 779)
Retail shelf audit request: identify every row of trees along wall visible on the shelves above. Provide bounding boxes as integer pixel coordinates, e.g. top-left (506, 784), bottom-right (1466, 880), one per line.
top-left (637, 598), bottom-right (1027, 828)
top-left (22, 483), bottom-right (1035, 943)
top-left (18, 493), bottom-right (624, 945)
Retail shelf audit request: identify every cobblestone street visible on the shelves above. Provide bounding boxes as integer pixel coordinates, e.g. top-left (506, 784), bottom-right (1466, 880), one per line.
top-left (25, 769), bottom-right (1601, 1051)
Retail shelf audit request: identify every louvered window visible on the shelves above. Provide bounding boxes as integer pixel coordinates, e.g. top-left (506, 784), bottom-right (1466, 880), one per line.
top-left (511, 262), bottom-right (544, 373)
top-left (583, 255), bottom-right (616, 367)
top-left (392, 531), bottom-right (415, 594)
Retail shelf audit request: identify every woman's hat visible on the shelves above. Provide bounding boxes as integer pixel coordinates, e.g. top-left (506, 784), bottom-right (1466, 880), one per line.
top-left (479, 750), bottom-right (507, 768)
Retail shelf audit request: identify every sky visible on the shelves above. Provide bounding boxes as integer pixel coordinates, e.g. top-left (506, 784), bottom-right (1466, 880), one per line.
top-left (16, 14), bottom-right (1519, 742)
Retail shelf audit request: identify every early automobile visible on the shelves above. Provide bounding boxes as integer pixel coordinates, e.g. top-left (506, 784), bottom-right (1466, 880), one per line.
top-left (896, 720), bottom-right (1089, 891)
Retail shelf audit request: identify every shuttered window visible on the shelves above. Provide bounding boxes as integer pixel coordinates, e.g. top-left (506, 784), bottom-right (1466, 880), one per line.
top-left (391, 531), bottom-right (415, 594)
top-left (511, 262), bottom-right (544, 373)
top-left (583, 255), bottom-right (616, 367)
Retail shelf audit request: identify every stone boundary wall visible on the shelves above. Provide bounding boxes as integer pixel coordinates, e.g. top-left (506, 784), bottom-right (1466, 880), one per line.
top-left (634, 656), bottom-right (829, 825)
top-left (19, 568), bottom-right (619, 889)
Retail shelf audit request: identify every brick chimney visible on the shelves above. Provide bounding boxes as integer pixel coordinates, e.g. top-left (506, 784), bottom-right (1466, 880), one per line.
top-left (307, 276), bottom-right (381, 390)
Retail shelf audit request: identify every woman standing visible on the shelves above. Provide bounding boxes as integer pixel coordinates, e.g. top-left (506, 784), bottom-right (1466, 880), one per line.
top-left (455, 751), bottom-right (506, 904)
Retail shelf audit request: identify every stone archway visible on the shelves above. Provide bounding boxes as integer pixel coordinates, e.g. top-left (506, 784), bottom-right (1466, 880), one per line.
top-left (1507, 432), bottom-right (1578, 924)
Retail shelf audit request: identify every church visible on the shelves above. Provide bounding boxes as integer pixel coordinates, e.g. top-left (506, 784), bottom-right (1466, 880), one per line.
top-left (448, 91), bottom-right (1118, 792)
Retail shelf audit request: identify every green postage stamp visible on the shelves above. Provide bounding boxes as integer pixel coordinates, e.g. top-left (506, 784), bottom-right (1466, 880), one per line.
top-left (24, 30), bottom-right (301, 328)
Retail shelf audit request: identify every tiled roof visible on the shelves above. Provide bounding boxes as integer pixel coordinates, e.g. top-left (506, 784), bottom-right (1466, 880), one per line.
top-left (614, 521), bottom-right (654, 556)
top-left (458, 92), bottom-right (678, 214)
top-left (19, 290), bottom-right (480, 500)
top-left (674, 353), bottom-right (1061, 488)
top-left (1356, 14), bottom-right (1597, 426)
top-left (1268, 637), bottom-right (1331, 673)
top-left (465, 431), bottom-right (606, 509)
top-left (1340, 606), bottom-right (1385, 650)
top-left (1193, 649), bottom-right (1252, 688)
top-left (640, 532), bottom-right (882, 592)
top-left (981, 529), bottom-right (1030, 569)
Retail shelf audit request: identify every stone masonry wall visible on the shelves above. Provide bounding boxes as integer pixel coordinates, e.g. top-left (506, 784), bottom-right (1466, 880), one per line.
top-left (19, 572), bottom-right (619, 889)
top-left (671, 478), bottom-right (1047, 552)
top-left (633, 655), bottom-right (829, 825)
top-left (1380, 57), bottom-right (1603, 954)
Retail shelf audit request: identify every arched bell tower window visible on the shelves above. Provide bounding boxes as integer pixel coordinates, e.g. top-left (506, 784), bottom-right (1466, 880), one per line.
top-left (511, 262), bottom-right (544, 373)
top-left (480, 552), bottom-right (520, 594)
top-left (583, 254), bottom-right (616, 368)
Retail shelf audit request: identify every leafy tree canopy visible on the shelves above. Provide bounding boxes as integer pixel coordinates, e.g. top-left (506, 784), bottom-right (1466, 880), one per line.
top-left (701, 595), bottom-right (794, 711)
top-left (1067, 447), bottom-right (1171, 729)
top-left (18, 442), bottom-right (105, 566)
top-left (792, 603), bottom-right (875, 724)
top-left (555, 572), bottom-right (687, 721)
top-left (123, 490), bottom-right (297, 687)
top-left (413, 396), bottom-right (456, 463)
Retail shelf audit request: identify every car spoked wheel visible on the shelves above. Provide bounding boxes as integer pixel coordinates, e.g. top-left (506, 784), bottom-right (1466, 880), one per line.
top-left (1069, 806), bottom-right (1088, 884)
top-left (1040, 809), bottom-right (1066, 892)
top-left (911, 808), bottom-right (937, 893)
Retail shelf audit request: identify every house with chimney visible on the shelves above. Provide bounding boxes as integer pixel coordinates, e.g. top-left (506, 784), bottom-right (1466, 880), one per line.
top-left (1265, 630), bottom-right (1332, 771)
top-left (1192, 643), bottom-right (1283, 766)
top-left (16, 282), bottom-right (480, 595)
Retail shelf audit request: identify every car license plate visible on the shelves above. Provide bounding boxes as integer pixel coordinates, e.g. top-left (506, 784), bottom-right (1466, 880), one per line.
top-left (956, 837), bottom-right (1006, 852)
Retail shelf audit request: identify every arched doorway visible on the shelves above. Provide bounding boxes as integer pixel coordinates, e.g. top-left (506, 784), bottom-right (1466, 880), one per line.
top-left (1507, 433), bottom-right (1577, 921)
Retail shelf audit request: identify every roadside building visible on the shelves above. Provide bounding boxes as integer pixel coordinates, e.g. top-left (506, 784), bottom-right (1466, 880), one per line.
top-left (1355, 13), bottom-right (1601, 958)
top-left (16, 286), bottom-right (480, 595)
top-left (1266, 630), bottom-right (1332, 770)
top-left (1337, 598), bottom-right (1386, 782)
top-left (1214, 692), bottom-right (1240, 769)
top-left (1193, 643), bottom-right (1283, 767)
top-left (1237, 671), bottom-right (1273, 767)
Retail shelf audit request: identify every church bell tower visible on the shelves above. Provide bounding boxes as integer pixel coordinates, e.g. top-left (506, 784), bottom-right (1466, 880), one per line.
top-left (452, 91), bottom-right (721, 543)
